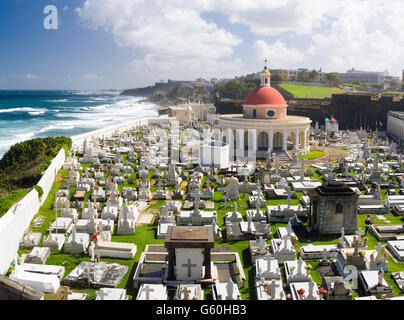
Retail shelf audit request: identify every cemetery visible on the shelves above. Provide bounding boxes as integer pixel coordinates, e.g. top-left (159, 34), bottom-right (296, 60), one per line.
top-left (4, 107), bottom-right (404, 301)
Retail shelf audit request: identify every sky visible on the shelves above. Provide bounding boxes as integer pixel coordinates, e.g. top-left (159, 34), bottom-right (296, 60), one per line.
top-left (0, 0), bottom-right (404, 90)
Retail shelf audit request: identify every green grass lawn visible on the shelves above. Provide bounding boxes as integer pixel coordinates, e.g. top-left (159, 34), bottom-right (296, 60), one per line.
top-left (298, 150), bottom-right (326, 160)
top-left (279, 83), bottom-right (345, 98)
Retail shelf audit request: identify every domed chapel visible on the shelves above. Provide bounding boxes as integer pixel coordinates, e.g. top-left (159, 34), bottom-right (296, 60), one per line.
top-left (218, 63), bottom-right (312, 159)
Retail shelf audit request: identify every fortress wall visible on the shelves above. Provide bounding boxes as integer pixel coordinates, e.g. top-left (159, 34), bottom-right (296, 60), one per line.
top-left (0, 190), bottom-right (40, 274)
top-left (0, 148), bottom-right (67, 274)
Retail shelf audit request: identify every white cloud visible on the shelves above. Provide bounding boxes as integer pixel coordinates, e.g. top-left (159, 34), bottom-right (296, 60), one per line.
top-left (75, 0), bottom-right (243, 81)
top-left (75, 0), bottom-right (404, 81)
top-left (254, 39), bottom-right (304, 68)
top-left (84, 73), bottom-right (103, 80)
top-left (9, 73), bottom-right (41, 80)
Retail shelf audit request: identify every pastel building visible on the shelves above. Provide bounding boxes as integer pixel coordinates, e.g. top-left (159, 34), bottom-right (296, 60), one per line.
top-left (218, 65), bottom-right (312, 159)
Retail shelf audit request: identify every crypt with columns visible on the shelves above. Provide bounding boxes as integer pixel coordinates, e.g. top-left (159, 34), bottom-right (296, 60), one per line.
top-left (218, 64), bottom-right (312, 159)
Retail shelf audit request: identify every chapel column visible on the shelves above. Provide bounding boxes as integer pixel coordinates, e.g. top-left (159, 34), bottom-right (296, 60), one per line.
top-left (304, 129), bottom-right (308, 151)
top-left (236, 129), bottom-right (244, 160)
top-left (248, 128), bottom-right (257, 161)
top-left (295, 128), bottom-right (300, 150)
top-left (226, 127), bottom-right (234, 161)
top-left (269, 127), bottom-right (273, 151)
top-left (283, 128), bottom-right (288, 151)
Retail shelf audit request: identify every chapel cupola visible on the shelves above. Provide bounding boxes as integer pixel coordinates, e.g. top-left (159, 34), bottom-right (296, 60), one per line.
top-left (261, 61), bottom-right (271, 87)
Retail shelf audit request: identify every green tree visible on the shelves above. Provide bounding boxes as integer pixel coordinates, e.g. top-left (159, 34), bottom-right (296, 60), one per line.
top-left (389, 80), bottom-right (400, 90)
top-left (352, 80), bottom-right (361, 86)
top-left (214, 81), bottom-right (257, 100)
top-left (308, 70), bottom-right (318, 82)
top-left (325, 73), bottom-right (343, 86)
top-left (271, 74), bottom-right (283, 82)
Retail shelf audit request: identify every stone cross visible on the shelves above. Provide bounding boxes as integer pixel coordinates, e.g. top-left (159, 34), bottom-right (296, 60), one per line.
top-left (194, 191), bottom-right (203, 212)
top-left (270, 279), bottom-right (280, 300)
top-left (89, 241), bottom-right (95, 262)
top-left (97, 289), bottom-right (109, 300)
top-left (297, 257), bottom-right (303, 275)
top-left (282, 235), bottom-right (288, 249)
top-left (255, 197), bottom-right (261, 216)
top-left (142, 285), bottom-right (154, 300)
top-left (257, 236), bottom-right (266, 254)
top-left (375, 243), bottom-right (385, 260)
top-left (287, 222), bottom-right (292, 237)
top-left (321, 249), bottom-right (328, 263)
top-left (61, 286), bottom-right (72, 301)
top-left (378, 268), bottom-right (384, 287)
top-left (247, 214), bottom-right (253, 233)
top-left (180, 286), bottom-right (192, 300)
top-left (226, 280), bottom-right (235, 300)
top-left (182, 258), bottom-right (197, 278)
top-left (355, 229), bottom-right (364, 242)
top-left (307, 280), bottom-right (315, 299)
top-left (71, 225), bottom-right (77, 243)
top-left (48, 227), bottom-right (53, 241)
top-left (353, 237), bottom-right (360, 255)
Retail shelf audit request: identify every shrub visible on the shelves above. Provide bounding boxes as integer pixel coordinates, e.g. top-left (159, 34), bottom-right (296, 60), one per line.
top-left (34, 185), bottom-right (44, 199)
top-left (0, 189), bottom-right (29, 218)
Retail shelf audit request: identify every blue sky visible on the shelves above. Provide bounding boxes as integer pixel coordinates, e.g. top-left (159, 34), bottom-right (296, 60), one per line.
top-left (0, 0), bottom-right (403, 90)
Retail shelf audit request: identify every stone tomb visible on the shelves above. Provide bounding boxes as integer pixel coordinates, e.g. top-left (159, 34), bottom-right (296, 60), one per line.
top-left (284, 258), bottom-right (312, 284)
top-left (225, 203), bottom-right (242, 223)
top-left (63, 261), bottom-right (128, 288)
top-left (9, 263), bottom-right (64, 294)
top-left (255, 256), bottom-right (281, 280)
top-left (370, 224), bottom-right (404, 241)
top-left (136, 283), bottom-right (168, 300)
top-left (387, 240), bottom-right (404, 262)
top-left (174, 284), bottom-right (204, 300)
top-left (322, 276), bottom-right (352, 300)
top-left (391, 272), bottom-right (404, 292)
top-left (246, 200), bottom-right (267, 222)
top-left (117, 203), bottom-right (136, 235)
top-left (358, 269), bottom-right (393, 298)
top-left (249, 236), bottom-right (271, 263)
top-left (226, 215), bottom-right (271, 241)
top-left (61, 208), bottom-right (79, 223)
top-left (165, 226), bottom-right (214, 282)
top-left (42, 229), bottom-right (66, 252)
top-left (290, 280), bottom-right (320, 300)
top-left (49, 217), bottom-right (73, 234)
top-left (96, 288), bottom-right (128, 300)
top-left (24, 247), bottom-right (50, 265)
top-left (94, 240), bottom-right (137, 259)
top-left (19, 230), bottom-right (42, 249)
top-left (255, 278), bottom-right (285, 300)
top-left (270, 235), bottom-right (296, 263)
top-left (299, 244), bottom-right (339, 260)
top-left (276, 222), bottom-right (298, 245)
top-left (213, 279), bottom-right (242, 300)
top-left (63, 227), bottom-right (90, 254)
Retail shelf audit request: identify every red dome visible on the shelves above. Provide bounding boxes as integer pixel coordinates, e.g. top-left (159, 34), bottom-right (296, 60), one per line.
top-left (244, 86), bottom-right (287, 106)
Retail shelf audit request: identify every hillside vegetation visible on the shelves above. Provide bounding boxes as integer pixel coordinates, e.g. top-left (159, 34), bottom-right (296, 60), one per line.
top-left (279, 83), bottom-right (345, 98)
top-left (0, 136), bottom-right (72, 198)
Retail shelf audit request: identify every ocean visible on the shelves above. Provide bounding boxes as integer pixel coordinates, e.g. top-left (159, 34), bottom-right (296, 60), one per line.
top-left (0, 90), bottom-right (159, 159)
